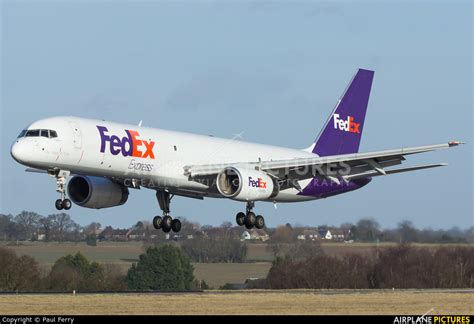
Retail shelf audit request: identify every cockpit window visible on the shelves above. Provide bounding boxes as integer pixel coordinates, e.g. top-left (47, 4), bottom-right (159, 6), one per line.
top-left (21, 129), bottom-right (58, 138)
top-left (17, 130), bottom-right (27, 138)
top-left (25, 129), bottom-right (40, 137)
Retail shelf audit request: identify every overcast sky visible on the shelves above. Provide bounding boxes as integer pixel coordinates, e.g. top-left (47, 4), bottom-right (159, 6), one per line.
top-left (1, 1), bottom-right (472, 229)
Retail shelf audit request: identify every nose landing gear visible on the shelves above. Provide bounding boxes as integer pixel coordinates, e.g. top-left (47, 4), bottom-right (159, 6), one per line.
top-left (51, 170), bottom-right (72, 210)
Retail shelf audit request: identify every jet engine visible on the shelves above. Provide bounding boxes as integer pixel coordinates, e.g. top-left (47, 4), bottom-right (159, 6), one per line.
top-left (67, 175), bottom-right (129, 209)
top-left (216, 167), bottom-right (278, 201)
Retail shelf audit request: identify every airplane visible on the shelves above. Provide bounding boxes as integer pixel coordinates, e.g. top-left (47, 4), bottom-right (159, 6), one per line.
top-left (10, 69), bottom-right (463, 233)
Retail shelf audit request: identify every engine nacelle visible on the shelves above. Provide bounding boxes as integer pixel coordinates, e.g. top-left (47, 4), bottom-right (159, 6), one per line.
top-left (216, 167), bottom-right (278, 201)
top-left (67, 176), bottom-right (129, 209)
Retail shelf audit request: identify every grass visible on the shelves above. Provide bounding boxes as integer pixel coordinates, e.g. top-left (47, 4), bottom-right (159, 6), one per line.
top-left (0, 290), bottom-right (471, 315)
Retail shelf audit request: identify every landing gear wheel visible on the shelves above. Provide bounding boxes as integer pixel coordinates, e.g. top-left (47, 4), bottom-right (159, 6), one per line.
top-left (236, 212), bottom-right (245, 226)
top-left (62, 199), bottom-right (72, 210)
top-left (171, 219), bottom-right (181, 233)
top-left (162, 216), bottom-right (172, 233)
top-left (153, 216), bottom-right (162, 230)
top-left (55, 199), bottom-right (64, 210)
top-left (245, 212), bottom-right (256, 229)
top-left (255, 215), bottom-right (265, 229)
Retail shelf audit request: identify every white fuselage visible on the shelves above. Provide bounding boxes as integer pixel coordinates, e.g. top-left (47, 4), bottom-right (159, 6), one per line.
top-left (11, 116), bottom-right (317, 202)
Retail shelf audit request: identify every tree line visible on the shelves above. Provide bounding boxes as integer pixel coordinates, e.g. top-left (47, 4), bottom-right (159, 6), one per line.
top-left (269, 219), bottom-right (473, 244)
top-left (1, 211), bottom-right (472, 244)
top-left (0, 211), bottom-right (85, 242)
top-left (0, 245), bottom-right (199, 292)
top-left (261, 243), bottom-right (474, 289)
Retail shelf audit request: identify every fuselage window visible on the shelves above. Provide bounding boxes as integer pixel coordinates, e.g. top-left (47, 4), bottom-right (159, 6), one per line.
top-left (40, 130), bottom-right (49, 138)
top-left (25, 129), bottom-right (40, 137)
top-left (17, 130), bottom-right (27, 138)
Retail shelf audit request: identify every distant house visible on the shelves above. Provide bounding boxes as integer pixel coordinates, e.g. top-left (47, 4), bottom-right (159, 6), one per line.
top-left (127, 228), bottom-right (145, 240)
top-left (317, 228), bottom-right (333, 240)
top-left (98, 226), bottom-right (114, 240)
top-left (303, 229), bottom-right (318, 241)
top-left (34, 230), bottom-right (46, 241)
top-left (297, 234), bottom-right (306, 240)
top-left (111, 229), bottom-right (130, 241)
top-left (98, 226), bottom-right (130, 241)
top-left (204, 227), bottom-right (226, 239)
top-left (241, 231), bottom-right (251, 241)
top-left (325, 230), bottom-right (332, 240)
top-left (330, 229), bottom-right (346, 241)
top-left (172, 234), bottom-right (183, 241)
top-left (249, 229), bottom-right (269, 242)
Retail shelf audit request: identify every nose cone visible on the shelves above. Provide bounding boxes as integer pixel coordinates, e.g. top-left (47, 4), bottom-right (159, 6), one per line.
top-left (11, 140), bottom-right (31, 164)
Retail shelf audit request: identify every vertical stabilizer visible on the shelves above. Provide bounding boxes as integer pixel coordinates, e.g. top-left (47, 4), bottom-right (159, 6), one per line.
top-left (312, 69), bottom-right (374, 156)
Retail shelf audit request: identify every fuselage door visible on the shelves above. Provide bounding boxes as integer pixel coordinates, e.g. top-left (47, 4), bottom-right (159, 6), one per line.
top-left (69, 122), bottom-right (82, 149)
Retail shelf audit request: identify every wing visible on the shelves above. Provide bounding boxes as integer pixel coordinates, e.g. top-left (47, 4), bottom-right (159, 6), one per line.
top-left (184, 141), bottom-right (463, 189)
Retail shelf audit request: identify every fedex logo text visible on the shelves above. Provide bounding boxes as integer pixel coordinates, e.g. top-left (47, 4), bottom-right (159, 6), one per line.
top-left (97, 126), bottom-right (155, 159)
top-left (333, 114), bottom-right (360, 134)
top-left (248, 177), bottom-right (267, 189)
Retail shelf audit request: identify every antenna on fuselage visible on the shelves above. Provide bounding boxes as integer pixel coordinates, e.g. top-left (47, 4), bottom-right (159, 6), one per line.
top-left (138, 120), bottom-right (143, 127)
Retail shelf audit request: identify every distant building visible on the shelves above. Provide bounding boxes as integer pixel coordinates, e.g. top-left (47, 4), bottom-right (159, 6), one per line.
top-left (98, 226), bottom-right (130, 241)
top-left (98, 226), bottom-right (114, 240)
top-left (324, 230), bottom-right (333, 240)
top-left (316, 228), bottom-right (333, 240)
top-left (330, 229), bottom-right (346, 241)
top-left (111, 229), bottom-right (130, 240)
top-left (127, 229), bottom-right (145, 240)
top-left (240, 229), bottom-right (269, 241)
top-left (303, 229), bottom-right (319, 241)
top-left (297, 234), bottom-right (306, 240)
top-left (241, 231), bottom-right (251, 241)
top-left (249, 229), bottom-right (269, 242)
top-left (204, 227), bottom-right (226, 239)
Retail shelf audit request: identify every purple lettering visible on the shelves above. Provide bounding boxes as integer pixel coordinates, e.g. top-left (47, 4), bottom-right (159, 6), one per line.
top-left (122, 131), bottom-right (133, 157)
top-left (110, 135), bottom-right (121, 155)
top-left (97, 126), bottom-right (110, 153)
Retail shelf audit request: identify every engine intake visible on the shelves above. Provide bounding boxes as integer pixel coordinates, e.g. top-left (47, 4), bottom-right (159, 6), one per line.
top-left (216, 167), bottom-right (278, 201)
top-left (67, 176), bottom-right (129, 209)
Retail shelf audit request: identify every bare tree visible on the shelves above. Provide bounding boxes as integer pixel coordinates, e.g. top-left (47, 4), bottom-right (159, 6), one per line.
top-left (15, 211), bottom-right (42, 240)
top-left (397, 220), bottom-right (419, 243)
top-left (84, 222), bottom-right (102, 235)
top-left (47, 213), bottom-right (78, 241)
top-left (355, 218), bottom-right (380, 242)
top-left (0, 214), bottom-right (18, 241)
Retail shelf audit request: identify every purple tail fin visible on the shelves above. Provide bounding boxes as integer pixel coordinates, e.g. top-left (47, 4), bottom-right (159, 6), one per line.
top-left (312, 69), bottom-right (374, 156)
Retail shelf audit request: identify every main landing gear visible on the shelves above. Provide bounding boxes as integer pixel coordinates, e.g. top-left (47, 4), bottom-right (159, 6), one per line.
top-left (152, 191), bottom-right (181, 233)
top-left (53, 170), bottom-right (71, 211)
top-left (235, 201), bottom-right (265, 230)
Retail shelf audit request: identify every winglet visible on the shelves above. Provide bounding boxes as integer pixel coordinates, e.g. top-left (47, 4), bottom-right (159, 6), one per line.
top-left (448, 141), bottom-right (465, 147)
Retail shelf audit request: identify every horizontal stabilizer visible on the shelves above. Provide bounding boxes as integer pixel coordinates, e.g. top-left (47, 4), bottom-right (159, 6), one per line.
top-left (343, 163), bottom-right (448, 181)
top-left (25, 168), bottom-right (48, 174)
